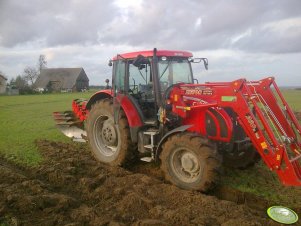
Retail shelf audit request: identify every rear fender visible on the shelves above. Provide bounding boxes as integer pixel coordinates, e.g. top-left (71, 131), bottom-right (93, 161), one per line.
top-left (86, 90), bottom-right (113, 110)
top-left (86, 90), bottom-right (143, 142)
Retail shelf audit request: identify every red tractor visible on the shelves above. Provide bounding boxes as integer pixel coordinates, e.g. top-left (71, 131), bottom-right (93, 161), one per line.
top-left (54, 48), bottom-right (301, 192)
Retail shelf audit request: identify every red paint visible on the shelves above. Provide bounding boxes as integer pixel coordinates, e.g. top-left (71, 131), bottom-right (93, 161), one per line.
top-left (112, 50), bottom-right (193, 60)
top-left (116, 95), bottom-right (143, 127)
top-left (76, 90), bottom-right (143, 127)
top-left (168, 78), bottom-right (301, 186)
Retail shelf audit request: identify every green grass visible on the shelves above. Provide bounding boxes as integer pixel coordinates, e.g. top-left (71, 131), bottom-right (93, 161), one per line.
top-left (221, 161), bottom-right (301, 207)
top-left (280, 89), bottom-right (301, 111)
top-left (0, 91), bottom-right (93, 165)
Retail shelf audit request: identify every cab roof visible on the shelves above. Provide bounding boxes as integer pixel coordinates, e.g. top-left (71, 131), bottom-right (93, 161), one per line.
top-left (112, 50), bottom-right (193, 60)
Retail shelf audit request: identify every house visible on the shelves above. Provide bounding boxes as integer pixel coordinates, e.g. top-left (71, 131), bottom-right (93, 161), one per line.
top-left (35, 68), bottom-right (89, 92)
top-left (0, 74), bottom-right (7, 94)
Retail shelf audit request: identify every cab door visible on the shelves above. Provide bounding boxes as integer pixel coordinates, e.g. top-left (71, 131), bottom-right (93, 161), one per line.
top-left (112, 59), bottom-right (126, 123)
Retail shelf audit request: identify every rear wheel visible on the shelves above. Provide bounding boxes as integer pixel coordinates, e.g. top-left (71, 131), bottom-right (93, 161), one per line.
top-left (86, 99), bottom-right (136, 166)
top-left (220, 142), bottom-right (260, 169)
top-left (221, 108), bottom-right (260, 169)
top-left (160, 133), bottom-right (221, 192)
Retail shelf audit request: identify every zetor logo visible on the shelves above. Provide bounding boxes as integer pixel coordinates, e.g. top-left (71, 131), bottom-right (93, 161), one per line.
top-left (245, 114), bottom-right (258, 132)
top-left (184, 88), bottom-right (213, 95)
top-left (185, 89), bottom-right (203, 95)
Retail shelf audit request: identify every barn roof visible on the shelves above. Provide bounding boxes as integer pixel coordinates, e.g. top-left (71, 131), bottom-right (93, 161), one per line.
top-left (35, 68), bottom-right (88, 89)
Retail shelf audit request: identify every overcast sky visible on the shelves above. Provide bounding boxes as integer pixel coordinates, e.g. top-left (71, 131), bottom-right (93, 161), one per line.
top-left (0, 0), bottom-right (301, 86)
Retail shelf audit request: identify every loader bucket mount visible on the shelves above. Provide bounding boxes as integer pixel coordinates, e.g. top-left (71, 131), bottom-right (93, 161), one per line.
top-left (204, 77), bottom-right (301, 186)
top-left (244, 77), bottom-right (301, 186)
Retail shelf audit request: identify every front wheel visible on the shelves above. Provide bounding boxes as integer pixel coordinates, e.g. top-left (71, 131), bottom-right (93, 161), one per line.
top-left (160, 133), bottom-right (221, 192)
top-left (220, 142), bottom-right (260, 169)
top-left (86, 99), bottom-right (136, 166)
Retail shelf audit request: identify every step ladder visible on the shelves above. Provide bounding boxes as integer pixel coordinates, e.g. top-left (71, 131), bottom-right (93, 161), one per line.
top-left (140, 130), bottom-right (159, 162)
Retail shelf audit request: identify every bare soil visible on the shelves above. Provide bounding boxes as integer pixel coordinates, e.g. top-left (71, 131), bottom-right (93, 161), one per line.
top-left (0, 140), bottom-right (296, 226)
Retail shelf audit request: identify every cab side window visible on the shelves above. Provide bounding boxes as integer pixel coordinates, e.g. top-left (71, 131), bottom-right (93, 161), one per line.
top-left (114, 60), bottom-right (126, 93)
top-left (128, 62), bottom-right (149, 93)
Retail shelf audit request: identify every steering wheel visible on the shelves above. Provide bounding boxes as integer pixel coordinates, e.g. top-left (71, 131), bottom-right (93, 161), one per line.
top-left (161, 81), bottom-right (168, 86)
top-left (128, 88), bottom-right (135, 95)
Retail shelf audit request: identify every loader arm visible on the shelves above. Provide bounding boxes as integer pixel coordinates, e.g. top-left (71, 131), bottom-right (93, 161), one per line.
top-left (169, 77), bottom-right (301, 186)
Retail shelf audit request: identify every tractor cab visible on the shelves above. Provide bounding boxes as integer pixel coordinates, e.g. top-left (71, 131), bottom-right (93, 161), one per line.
top-left (111, 49), bottom-right (207, 125)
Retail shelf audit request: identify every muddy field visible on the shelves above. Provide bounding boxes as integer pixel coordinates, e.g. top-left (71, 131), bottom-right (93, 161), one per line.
top-left (0, 140), bottom-right (297, 226)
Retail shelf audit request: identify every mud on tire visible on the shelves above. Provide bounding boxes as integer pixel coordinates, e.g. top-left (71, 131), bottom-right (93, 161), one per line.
top-left (160, 133), bottom-right (221, 192)
top-left (86, 99), bottom-right (136, 166)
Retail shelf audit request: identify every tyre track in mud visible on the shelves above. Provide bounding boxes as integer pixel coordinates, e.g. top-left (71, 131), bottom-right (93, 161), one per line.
top-left (130, 161), bottom-right (301, 217)
top-left (0, 140), bottom-right (287, 226)
top-left (0, 152), bottom-right (81, 225)
top-left (0, 141), bottom-right (114, 225)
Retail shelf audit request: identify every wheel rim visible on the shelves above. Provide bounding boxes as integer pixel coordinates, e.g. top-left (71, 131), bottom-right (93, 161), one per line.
top-left (93, 115), bottom-right (119, 156)
top-left (170, 147), bottom-right (202, 183)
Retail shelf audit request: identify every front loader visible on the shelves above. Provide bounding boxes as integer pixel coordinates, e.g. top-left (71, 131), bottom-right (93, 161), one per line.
top-left (53, 48), bottom-right (301, 192)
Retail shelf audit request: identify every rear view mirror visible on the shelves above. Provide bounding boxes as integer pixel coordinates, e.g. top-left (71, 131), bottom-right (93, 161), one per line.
top-left (190, 58), bottom-right (209, 70)
top-left (203, 58), bottom-right (208, 70)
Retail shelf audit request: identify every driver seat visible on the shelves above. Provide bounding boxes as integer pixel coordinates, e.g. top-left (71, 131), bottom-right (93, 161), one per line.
top-left (139, 83), bottom-right (154, 102)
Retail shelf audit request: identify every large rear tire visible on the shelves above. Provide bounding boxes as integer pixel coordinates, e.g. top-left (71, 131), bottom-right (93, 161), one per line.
top-left (160, 133), bottom-right (221, 192)
top-left (86, 99), bottom-right (136, 166)
top-left (220, 142), bottom-right (260, 169)
top-left (221, 108), bottom-right (260, 169)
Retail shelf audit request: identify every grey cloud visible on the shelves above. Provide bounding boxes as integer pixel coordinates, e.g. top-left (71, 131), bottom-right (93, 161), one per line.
top-left (233, 22), bottom-right (301, 53)
top-left (0, 0), bottom-right (116, 47)
top-left (1, 0), bottom-right (301, 54)
top-left (97, 0), bottom-right (301, 54)
top-left (0, 0), bottom-right (301, 86)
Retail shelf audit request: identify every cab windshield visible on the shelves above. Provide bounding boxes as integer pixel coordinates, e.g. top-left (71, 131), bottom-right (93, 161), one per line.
top-left (158, 57), bottom-right (193, 92)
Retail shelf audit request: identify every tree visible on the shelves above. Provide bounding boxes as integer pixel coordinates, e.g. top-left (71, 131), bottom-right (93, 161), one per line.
top-left (38, 54), bottom-right (47, 73)
top-left (15, 75), bottom-right (28, 90)
top-left (8, 78), bottom-right (15, 88)
top-left (19, 54), bottom-right (47, 91)
top-left (23, 66), bottom-right (38, 86)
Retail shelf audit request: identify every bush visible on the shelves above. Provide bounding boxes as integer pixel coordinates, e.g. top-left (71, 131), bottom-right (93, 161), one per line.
top-left (19, 87), bottom-right (38, 95)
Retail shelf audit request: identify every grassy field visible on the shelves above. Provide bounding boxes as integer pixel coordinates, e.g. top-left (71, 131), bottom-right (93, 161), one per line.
top-left (278, 89), bottom-right (301, 110)
top-left (0, 89), bottom-right (301, 207)
top-left (0, 91), bottom-right (94, 165)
